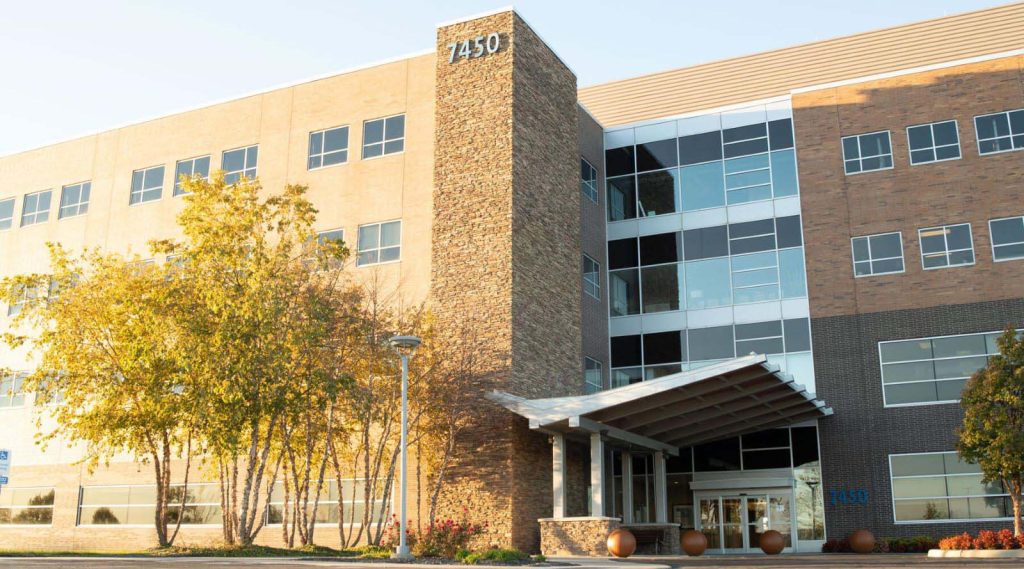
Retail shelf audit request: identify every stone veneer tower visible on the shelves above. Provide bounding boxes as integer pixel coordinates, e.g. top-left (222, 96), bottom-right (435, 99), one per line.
top-left (431, 10), bottom-right (581, 551)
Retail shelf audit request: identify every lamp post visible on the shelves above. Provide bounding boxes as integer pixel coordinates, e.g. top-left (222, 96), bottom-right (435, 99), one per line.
top-left (389, 334), bottom-right (421, 560)
top-left (806, 480), bottom-right (820, 541)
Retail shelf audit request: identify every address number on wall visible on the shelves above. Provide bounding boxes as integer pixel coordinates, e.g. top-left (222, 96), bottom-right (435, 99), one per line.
top-left (830, 488), bottom-right (869, 506)
top-left (447, 33), bottom-right (501, 64)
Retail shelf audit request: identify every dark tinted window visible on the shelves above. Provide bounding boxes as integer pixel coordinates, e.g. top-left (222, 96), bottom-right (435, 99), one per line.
top-left (784, 318), bottom-right (811, 352)
top-left (790, 426), bottom-right (819, 467)
top-left (689, 326), bottom-right (735, 361)
top-left (743, 449), bottom-right (792, 469)
top-left (607, 176), bottom-right (637, 222)
top-left (636, 139), bottom-right (678, 172)
top-left (639, 233), bottom-right (682, 266)
top-left (611, 335), bottom-right (642, 367)
top-left (775, 215), bottom-right (803, 248)
top-left (723, 123), bottom-right (767, 144)
top-left (606, 147), bottom-right (636, 177)
top-left (667, 451), bottom-right (692, 473)
top-left (768, 119), bottom-right (794, 150)
top-left (742, 429), bottom-right (790, 449)
top-left (735, 320), bottom-right (782, 341)
top-left (678, 131), bottom-right (723, 165)
top-left (683, 226), bottom-right (729, 260)
top-left (694, 437), bottom-right (741, 471)
top-left (643, 331), bottom-right (683, 365)
top-left (729, 219), bottom-right (776, 254)
top-left (608, 238), bottom-right (638, 270)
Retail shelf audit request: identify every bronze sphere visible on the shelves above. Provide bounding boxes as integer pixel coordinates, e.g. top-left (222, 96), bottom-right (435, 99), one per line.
top-left (607, 528), bottom-right (637, 558)
top-left (849, 529), bottom-right (876, 554)
top-left (759, 529), bottom-right (785, 555)
top-left (681, 529), bottom-right (708, 556)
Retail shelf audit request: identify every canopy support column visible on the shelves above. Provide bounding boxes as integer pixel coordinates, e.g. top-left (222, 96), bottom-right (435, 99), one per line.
top-left (621, 451), bottom-right (633, 523)
top-left (654, 450), bottom-right (668, 523)
top-left (590, 433), bottom-right (604, 517)
top-left (552, 434), bottom-right (567, 518)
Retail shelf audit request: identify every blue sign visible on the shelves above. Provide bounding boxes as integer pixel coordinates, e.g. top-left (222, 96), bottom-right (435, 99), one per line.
top-left (0, 476), bottom-right (8, 485)
top-left (830, 488), bottom-right (869, 506)
top-left (0, 451), bottom-right (8, 461)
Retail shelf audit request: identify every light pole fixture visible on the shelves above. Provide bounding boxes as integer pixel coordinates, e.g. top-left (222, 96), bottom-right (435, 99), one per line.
top-left (389, 334), bottom-right (421, 560)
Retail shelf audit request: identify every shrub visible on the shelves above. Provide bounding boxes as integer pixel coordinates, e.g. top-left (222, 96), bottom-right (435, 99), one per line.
top-left (938, 529), bottom-right (1021, 550)
top-left (531, 554), bottom-right (546, 563)
top-left (882, 536), bottom-right (938, 553)
top-left (381, 513), bottom-right (487, 558)
top-left (461, 548), bottom-right (529, 565)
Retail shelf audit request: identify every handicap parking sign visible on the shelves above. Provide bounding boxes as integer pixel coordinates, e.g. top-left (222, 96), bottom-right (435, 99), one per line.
top-left (0, 476), bottom-right (7, 485)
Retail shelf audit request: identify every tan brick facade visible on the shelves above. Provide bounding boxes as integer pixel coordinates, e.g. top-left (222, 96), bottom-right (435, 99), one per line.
top-left (795, 55), bottom-right (1024, 319)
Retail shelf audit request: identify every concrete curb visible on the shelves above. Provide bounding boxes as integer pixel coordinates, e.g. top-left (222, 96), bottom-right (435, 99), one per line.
top-left (927, 549), bottom-right (1024, 558)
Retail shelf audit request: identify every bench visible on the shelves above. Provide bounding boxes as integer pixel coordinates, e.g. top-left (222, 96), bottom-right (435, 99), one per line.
top-left (628, 527), bottom-right (667, 554)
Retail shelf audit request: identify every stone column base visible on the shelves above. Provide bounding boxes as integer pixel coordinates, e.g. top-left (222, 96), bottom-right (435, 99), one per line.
top-left (538, 517), bottom-right (621, 556)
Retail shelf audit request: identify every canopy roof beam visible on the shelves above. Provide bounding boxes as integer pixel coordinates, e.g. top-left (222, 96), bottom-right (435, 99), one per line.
top-left (568, 416), bottom-right (680, 456)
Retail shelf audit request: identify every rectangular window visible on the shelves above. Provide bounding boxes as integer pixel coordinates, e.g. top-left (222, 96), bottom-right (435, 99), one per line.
top-left (919, 223), bottom-right (974, 269)
top-left (0, 372), bottom-right (26, 408)
top-left (609, 268), bottom-right (639, 317)
top-left (173, 156), bottom-right (211, 196)
top-left (851, 232), bottom-right (904, 277)
top-left (0, 487), bottom-right (54, 525)
top-left (267, 478), bottom-right (379, 525)
top-left (581, 158), bottom-right (598, 203)
top-left (637, 168), bottom-right (678, 216)
top-left (222, 145), bottom-right (258, 184)
top-left (907, 120), bottom-right (961, 165)
top-left (0, 198), bottom-right (13, 230)
top-left (584, 357), bottom-right (603, 394)
top-left (59, 182), bottom-right (91, 218)
top-left (842, 131), bottom-right (893, 174)
top-left (308, 126), bottom-right (349, 170)
top-left (21, 190), bottom-right (52, 226)
top-left (724, 153), bottom-right (772, 204)
top-left (130, 166), bottom-right (164, 205)
top-left (79, 483), bottom-right (221, 526)
top-left (356, 220), bottom-right (401, 266)
top-left (890, 452), bottom-right (1010, 522)
top-left (684, 257), bottom-right (731, 309)
top-left (990, 216), bottom-right (1024, 261)
top-left (607, 176), bottom-right (636, 221)
top-left (975, 109), bottom-right (1024, 155)
top-left (583, 254), bottom-right (600, 300)
top-left (362, 114), bottom-right (405, 159)
top-left (731, 251), bottom-right (779, 305)
top-left (310, 229), bottom-right (346, 271)
top-left (879, 330), bottom-right (1005, 406)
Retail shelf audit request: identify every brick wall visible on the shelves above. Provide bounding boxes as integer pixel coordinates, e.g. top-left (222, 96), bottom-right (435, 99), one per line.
top-left (579, 108), bottom-right (610, 389)
top-left (814, 298), bottom-right (1024, 539)
top-left (794, 55), bottom-right (1024, 320)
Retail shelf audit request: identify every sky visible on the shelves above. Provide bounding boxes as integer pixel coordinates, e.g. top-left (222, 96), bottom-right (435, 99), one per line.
top-left (0, 0), bottom-right (1012, 156)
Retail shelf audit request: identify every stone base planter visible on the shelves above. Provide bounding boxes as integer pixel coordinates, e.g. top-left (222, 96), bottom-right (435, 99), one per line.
top-left (928, 549), bottom-right (1024, 558)
top-left (539, 517), bottom-right (621, 556)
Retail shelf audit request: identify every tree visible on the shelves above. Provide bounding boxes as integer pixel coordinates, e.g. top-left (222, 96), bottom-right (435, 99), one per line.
top-left (957, 325), bottom-right (1024, 536)
top-left (0, 246), bottom-right (198, 547)
top-left (155, 173), bottom-right (347, 546)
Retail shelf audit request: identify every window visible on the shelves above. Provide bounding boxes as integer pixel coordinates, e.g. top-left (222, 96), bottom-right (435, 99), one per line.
top-left (266, 479), bottom-right (379, 525)
top-left (174, 156), bottom-right (211, 196)
top-left (975, 109), bottom-right (1024, 155)
top-left (0, 198), bottom-right (13, 230)
top-left (307, 229), bottom-right (346, 271)
top-left (919, 223), bottom-right (974, 269)
top-left (611, 331), bottom-right (686, 385)
top-left (20, 190), bottom-right (51, 226)
top-left (0, 487), bottom-right (54, 525)
top-left (58, 182), bottom-right (90, 218)
top-left (879, 330), bottom-right (1006, 406)
top-left (607, 176), bottom-right (637, 221)
top-left (842, 131), bottom-right (893, 174)
top-left (0, 372), bottom-right (26, 408)
top-left (890, 452), bottom-right (1010, 522)
top-left (79, 483), bottom-right (221, 526)
top-left (362, 114), bottom-right (405, 159)
top-left (309, 126), bottom-right (349, 170)
top-left (731, 251), bottom-right (779, 304)
top-left (684, 257), bottom-right (731, 309)
top-left (851, 232), bottom-right (904, 277)
top-left (907, 120), bottom-right (960, 165)
top-left (637, 168), bottom-right (678, 216)
top-left (990, 216), bottom-right (1024, 261)
top-left (581, 158), bottom-right (598, 203)
top-left (357, 221), bottom-right (401, 266)
top-left (583, 254), bottom-right (600, 299)
top-left (222, 145), bottom-right (258, 184)
top-left (584, 357), bottom-right (603, 394)
top-left (129, 166), bottom-right (164, 205)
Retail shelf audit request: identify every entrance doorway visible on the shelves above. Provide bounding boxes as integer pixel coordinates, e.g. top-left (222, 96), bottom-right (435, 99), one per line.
top-left (696, 492), bottom-right (793, 553)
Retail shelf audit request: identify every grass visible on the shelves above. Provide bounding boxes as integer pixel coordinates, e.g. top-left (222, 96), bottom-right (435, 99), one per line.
top-left (0, 544), bottom-right (383, 558)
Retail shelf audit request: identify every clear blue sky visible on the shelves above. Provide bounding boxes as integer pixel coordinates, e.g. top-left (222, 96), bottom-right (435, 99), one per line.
top-left (0, 0), bottom-right (1011, 156)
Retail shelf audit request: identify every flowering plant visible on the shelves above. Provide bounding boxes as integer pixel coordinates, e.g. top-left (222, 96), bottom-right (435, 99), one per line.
top-left (381, 510), bottom-right (488, 558)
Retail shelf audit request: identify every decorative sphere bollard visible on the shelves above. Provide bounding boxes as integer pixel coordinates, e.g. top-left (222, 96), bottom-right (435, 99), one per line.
top-left (849, 529), bottom-right (876, 554)
top-left (607, 528), bottom-right (637, 558)
top-left (758, 530), bottom-right (785, 555)
top-left (680, 530), bottom-right (708, 556)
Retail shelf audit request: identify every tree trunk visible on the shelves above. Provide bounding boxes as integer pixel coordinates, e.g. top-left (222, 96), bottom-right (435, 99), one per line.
top-left (1010, 479), bottom-right (1023, 537)
top-left (168, 433), bottom-right (193, 546)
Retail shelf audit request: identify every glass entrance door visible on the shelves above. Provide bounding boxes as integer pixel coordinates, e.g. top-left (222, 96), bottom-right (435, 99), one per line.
top-left (696, 491), bottom-right (794, 553)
